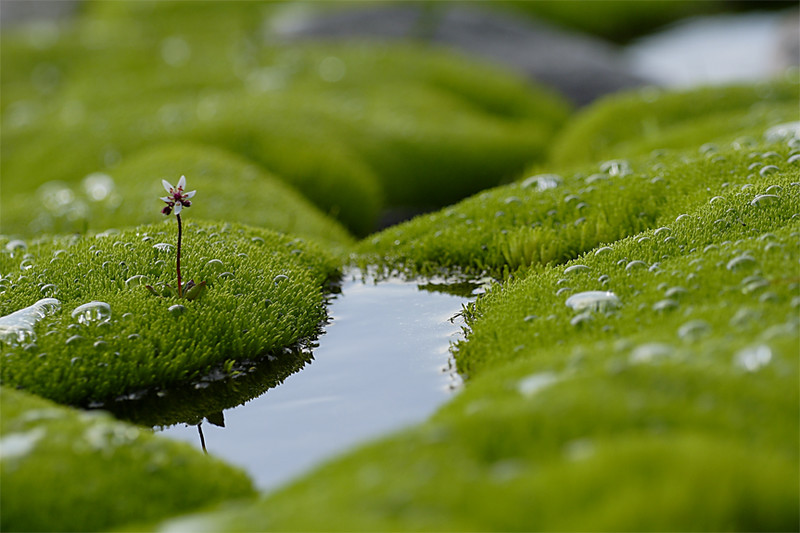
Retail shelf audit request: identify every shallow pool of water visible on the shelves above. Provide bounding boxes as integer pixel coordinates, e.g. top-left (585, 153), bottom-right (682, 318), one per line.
top-left (156, 272), bottom-right (471, 490)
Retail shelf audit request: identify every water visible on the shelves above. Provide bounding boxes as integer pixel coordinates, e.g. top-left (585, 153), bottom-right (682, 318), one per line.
top-left (624, 11), bottom-right (790, 87)
top-left (0, 298), bottom-right (61, 346)
top-left (156, 274), bottom-right (471, 490)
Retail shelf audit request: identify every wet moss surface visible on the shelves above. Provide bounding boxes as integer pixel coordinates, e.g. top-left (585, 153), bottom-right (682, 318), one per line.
top-left (2, 1), bottom-right (799, 531)
top-left (0, 386), bottom-right (256, 533)
top-left (0, 221), bottom-right (339, 406)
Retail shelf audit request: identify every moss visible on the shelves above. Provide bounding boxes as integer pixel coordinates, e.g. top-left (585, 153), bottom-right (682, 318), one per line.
top-left (1, 3), bottom-right (570, 236)
top-left (549, 79), bottom-right (800, 166)
top-left (1, 142), bottom-right (355, 252)
top-left (494, 0), bottom-right (725, 43)
top-left (0, 386), bottom-right (256, 532)
top-left (0, 220), bottom-right (339, 406)
top-left (357, 126), bottom-right (799, 279)
top-left (142, 117), bottom-right (798, 532)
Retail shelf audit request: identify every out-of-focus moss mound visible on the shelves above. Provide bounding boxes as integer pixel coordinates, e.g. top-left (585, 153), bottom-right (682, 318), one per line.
top-left (2, 143), bottom-right (355, 251)
top-left (1, 0), bottom-right (570, 236)
top-left (0, 220), bottom-right (339, 406)
top-left (356, 81), bottom-right (799, 278)
top-left (550, 80), bottom-right (800, 166)
top-left (146, 133), bottom-right (799, 532)
top-left (494, 0), bottom-right (724, 43)
top-left (0, 386), bottom-right (256, 533)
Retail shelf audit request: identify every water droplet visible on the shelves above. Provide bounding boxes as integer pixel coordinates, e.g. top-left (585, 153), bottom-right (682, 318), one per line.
top-left (750, 194), bottom-right (779, 207)
top-left (168, 304), bottom-right (186, 316)
top-left (734, 345), bottom-right (772, 372)
top-left (0, 298), bottom-right (61, 346)
top-left (273, 274), bottom-right (289, 285)
top-left (125, 275), bottom-right (146, 289)
top-left (677, 320), bottom-right (711, 341)
top-left (764, 121), bottom-right (800, 142)
top-left (251, 236), bottom-right (265, 245)
top-left (726, 254), bottom-right (756, 271)
top-left (217, 271), bottom-right (234, 280)
top-left (71, 301), bottom-right (111, 325)
top-left (629, 342), bottom-right (674, 364)
top-left (205, 259), bottom-right (224, 273)
top-left (152, 243), bottom-right (174, 253)
top-left (5, 239), bottom-right (27, 256)
top-left (759, 165), bottom-right (779, 177)
top-left (566, 291), bottom-right (621, 312)
top-left (564, 265), bottom-right (590, 275)
top-left (652, 299), bottom-right (679, 312)
top-left (66, 335), bottom-right (84, 345)
top-left (521, 174), bottom-right (561, 191)
top-left (570, 312), bottom-right (594, 326)
top-left (40, 283), bottom-right (57, 296)
top-left (788, 154), bottom-right (800, 165)
top-left (625, 260), bottom-right (647, 271)
top-left (517, 372), bottom-right (558, 397)
top-left (0, 428), bottom-right (46, 462)
top-left (599, 159), bottom-right (632, 177)
top-left (594, 246), bottom-right (612, 256)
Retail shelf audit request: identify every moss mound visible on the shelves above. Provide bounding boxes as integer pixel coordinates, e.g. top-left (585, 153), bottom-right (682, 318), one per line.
top-left (0, 220), bottom-right (339, 406)
top-left (550, 79), bottom-right (799, 166)
top-left (0, 386), bottom-right (256, 532)
top-left (145, 132), bottom-right (798, 532)
top-left (357, 112), bottom-right (799, 278)
top-left (2, 143), bottom-right (355, 251)
top-left (1, 1), bottom-right (570, 236)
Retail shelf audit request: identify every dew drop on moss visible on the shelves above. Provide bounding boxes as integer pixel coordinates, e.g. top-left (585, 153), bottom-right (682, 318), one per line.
top-left (564, 265), bottom-right (590, 275)
top-left (205, 259), bottom-right (224, 272)
top-left (152, 243), bottom-right (174, 253)
top-left (750, 194), bottom-right (780, 207)
top-left (71, 301), bottom-right (111, 325)
top-left (521, 174), bottom-right (561, 191)
top-left (273, 274), bottom-right (289, 285)
top-left (677, 320), bottom-right (711, 341)
top-left (565, 291), bottom-right (621, 312)
top-left (125, 275), bottom-right (145, 289)
top-left (653, 299), bottom-right (679, 312)
top-left (734, 345), bottom-right (772, 372)
top-left (726, 254), bottom-right (756, 271)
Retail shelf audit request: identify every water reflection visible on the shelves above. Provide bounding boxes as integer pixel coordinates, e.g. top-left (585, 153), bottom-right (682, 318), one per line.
top-left (157, 273), bottom-right (471, 490)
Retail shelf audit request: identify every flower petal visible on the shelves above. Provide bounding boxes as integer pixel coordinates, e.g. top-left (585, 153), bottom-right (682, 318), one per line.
top-left (173, 202), bottom-right (183, 215)
top-left (184, 190), bottom-right (196, 199)
top-left (177, 175), bottom-right (186, 189)
top-left (162, 179), bottom-right (173, 193)
top-left (159, 196), bottom-right (172, 202)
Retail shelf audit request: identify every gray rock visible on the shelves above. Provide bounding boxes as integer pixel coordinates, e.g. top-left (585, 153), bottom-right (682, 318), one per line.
top-left (269, 4), bottom-right (650, 106)
top-left (0, 0), bottom-right (81, 27)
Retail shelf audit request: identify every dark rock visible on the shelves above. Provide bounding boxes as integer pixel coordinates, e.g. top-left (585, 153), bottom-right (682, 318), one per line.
top-left (271, 4), bottom-right (650, 106)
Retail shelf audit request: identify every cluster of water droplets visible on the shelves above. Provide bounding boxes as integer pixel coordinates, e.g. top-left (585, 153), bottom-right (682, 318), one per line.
top-left (0, 298), bottom-right (61, 347)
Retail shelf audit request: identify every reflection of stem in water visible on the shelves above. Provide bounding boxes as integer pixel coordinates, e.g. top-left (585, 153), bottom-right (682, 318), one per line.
top-left (197, 423), bottom-right (208, 454)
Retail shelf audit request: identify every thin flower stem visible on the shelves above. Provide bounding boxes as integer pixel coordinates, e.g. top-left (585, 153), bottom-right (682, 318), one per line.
top-left (176, 213), bottom-right (183, 298)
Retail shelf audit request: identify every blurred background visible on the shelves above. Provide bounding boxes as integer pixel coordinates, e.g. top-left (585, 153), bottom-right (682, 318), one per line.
top-left (1, 0), bottom-right (798, 238)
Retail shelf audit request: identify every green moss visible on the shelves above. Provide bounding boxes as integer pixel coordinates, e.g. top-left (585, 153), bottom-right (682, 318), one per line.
top-left (357, 127), bottom-right (799, 279)
top-left (549, 79), bottom-right (799, 166)
top-left (0, 386), bottom-right (256, 532)
top-left (0, 220), bottom-right (339, 406)
top-left (494, 0), bottom-right (724, 43)
top-left (1, 3), bottom-right (570, 236)
top-left (142, 119), bottom-right (798, 532)
top-left (1, 142), bottom-right (355, 252)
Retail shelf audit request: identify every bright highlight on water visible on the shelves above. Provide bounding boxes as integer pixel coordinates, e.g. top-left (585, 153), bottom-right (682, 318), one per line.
top-left (0, 298), bottom-right (61, 346)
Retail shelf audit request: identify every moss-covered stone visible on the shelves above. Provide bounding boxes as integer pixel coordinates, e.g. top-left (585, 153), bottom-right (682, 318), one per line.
top-left (0, 220), bottom-right (339, 406)
top-left (0, 386), bottom-right (256, 532)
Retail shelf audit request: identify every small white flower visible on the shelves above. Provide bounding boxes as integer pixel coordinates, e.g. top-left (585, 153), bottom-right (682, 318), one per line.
top-left (160, 175), bottom-right (196, 216)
